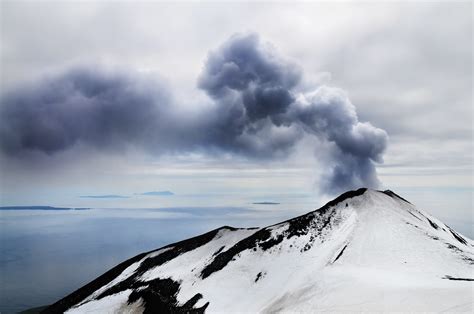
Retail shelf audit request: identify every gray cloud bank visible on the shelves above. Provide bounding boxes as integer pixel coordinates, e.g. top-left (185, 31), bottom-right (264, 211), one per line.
top-left (0, 34), bottom-right (388, 194)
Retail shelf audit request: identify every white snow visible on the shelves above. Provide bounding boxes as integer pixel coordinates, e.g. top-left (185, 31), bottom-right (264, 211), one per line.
top-left (66, 189), bottom-right (474, 313)
top-left (66, 290), bottom-right (136, 314)
top-left (75, 247), bottom-right (174, 307)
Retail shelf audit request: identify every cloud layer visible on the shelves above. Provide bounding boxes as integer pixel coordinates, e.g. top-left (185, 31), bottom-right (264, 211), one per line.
top-left (0, 33), bottom-right (388, 194)
top-left (0, 67), bottom-right (172, 154)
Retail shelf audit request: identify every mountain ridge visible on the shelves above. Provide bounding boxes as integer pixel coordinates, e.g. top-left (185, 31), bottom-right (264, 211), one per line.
top-left (43, 188), bottom-right (473, 313)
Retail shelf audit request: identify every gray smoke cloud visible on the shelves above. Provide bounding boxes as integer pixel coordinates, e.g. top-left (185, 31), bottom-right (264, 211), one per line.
top-left (0, 33), bottom-right (388, 194)
top-left (0, 67), bottom-right (173, 154)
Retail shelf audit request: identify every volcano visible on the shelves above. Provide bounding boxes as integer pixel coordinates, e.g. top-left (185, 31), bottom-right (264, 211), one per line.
top-left (43, 189), bottom-right (473, 313)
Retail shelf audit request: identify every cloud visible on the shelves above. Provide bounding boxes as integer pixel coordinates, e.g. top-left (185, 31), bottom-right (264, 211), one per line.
top-left (138, 191), bottom-right (174, 196)
top-left (79, 195), bottom-right (130, 199)
top-left (287, 87), bottom-right (388, 193)
top-left (197, 34), bottom-right (387, 193)
top-left (0, 33), bottom-right (388, 195)
top-left (0, 66), bottom-right (174, 155)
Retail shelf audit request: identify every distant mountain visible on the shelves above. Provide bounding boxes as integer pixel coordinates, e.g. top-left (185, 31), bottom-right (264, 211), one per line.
top-left (44, 189), bottom-right (473, 313)
top-left (0, 206), bottom-right (89, 210)
top-left (138, 191), bottom-right (174, 196)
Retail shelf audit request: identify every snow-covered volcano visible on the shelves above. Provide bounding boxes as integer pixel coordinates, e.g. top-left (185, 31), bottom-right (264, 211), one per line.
top-left (44, 189), bottom-right (473, 313)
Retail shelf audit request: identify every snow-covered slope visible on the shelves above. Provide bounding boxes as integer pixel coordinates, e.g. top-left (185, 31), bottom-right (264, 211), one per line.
top-left (44, 189), bottom-right (474, 313)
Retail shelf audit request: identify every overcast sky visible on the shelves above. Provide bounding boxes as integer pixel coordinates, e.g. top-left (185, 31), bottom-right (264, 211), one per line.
top-left (0, 1), bottom-right (472, 234)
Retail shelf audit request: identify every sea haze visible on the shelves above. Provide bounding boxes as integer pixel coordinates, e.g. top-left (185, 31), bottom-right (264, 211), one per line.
top-left (0, 206), bottom-right (89, 210)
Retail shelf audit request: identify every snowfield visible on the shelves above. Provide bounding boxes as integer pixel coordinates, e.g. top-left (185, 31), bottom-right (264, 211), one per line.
top-left (44, 189), bottom-right (473, 313)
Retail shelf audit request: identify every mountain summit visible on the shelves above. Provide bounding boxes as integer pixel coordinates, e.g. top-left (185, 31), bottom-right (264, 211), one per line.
top-left (44, 189), bottom-right (473, 313)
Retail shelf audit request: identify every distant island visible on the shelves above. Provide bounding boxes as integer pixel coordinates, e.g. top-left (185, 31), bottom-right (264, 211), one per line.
top-left (138, 191), bottom-right (174, 196)
top-left (79, 195), bottom-right (129, 199)
top-left (252, 202), bottom-right (280, 205)
top-left (0, 206), bottom-right (90, 210)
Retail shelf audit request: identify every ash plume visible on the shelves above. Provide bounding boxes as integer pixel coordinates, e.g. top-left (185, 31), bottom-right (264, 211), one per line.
top-left (0, 33), bottom-right (388, 194)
